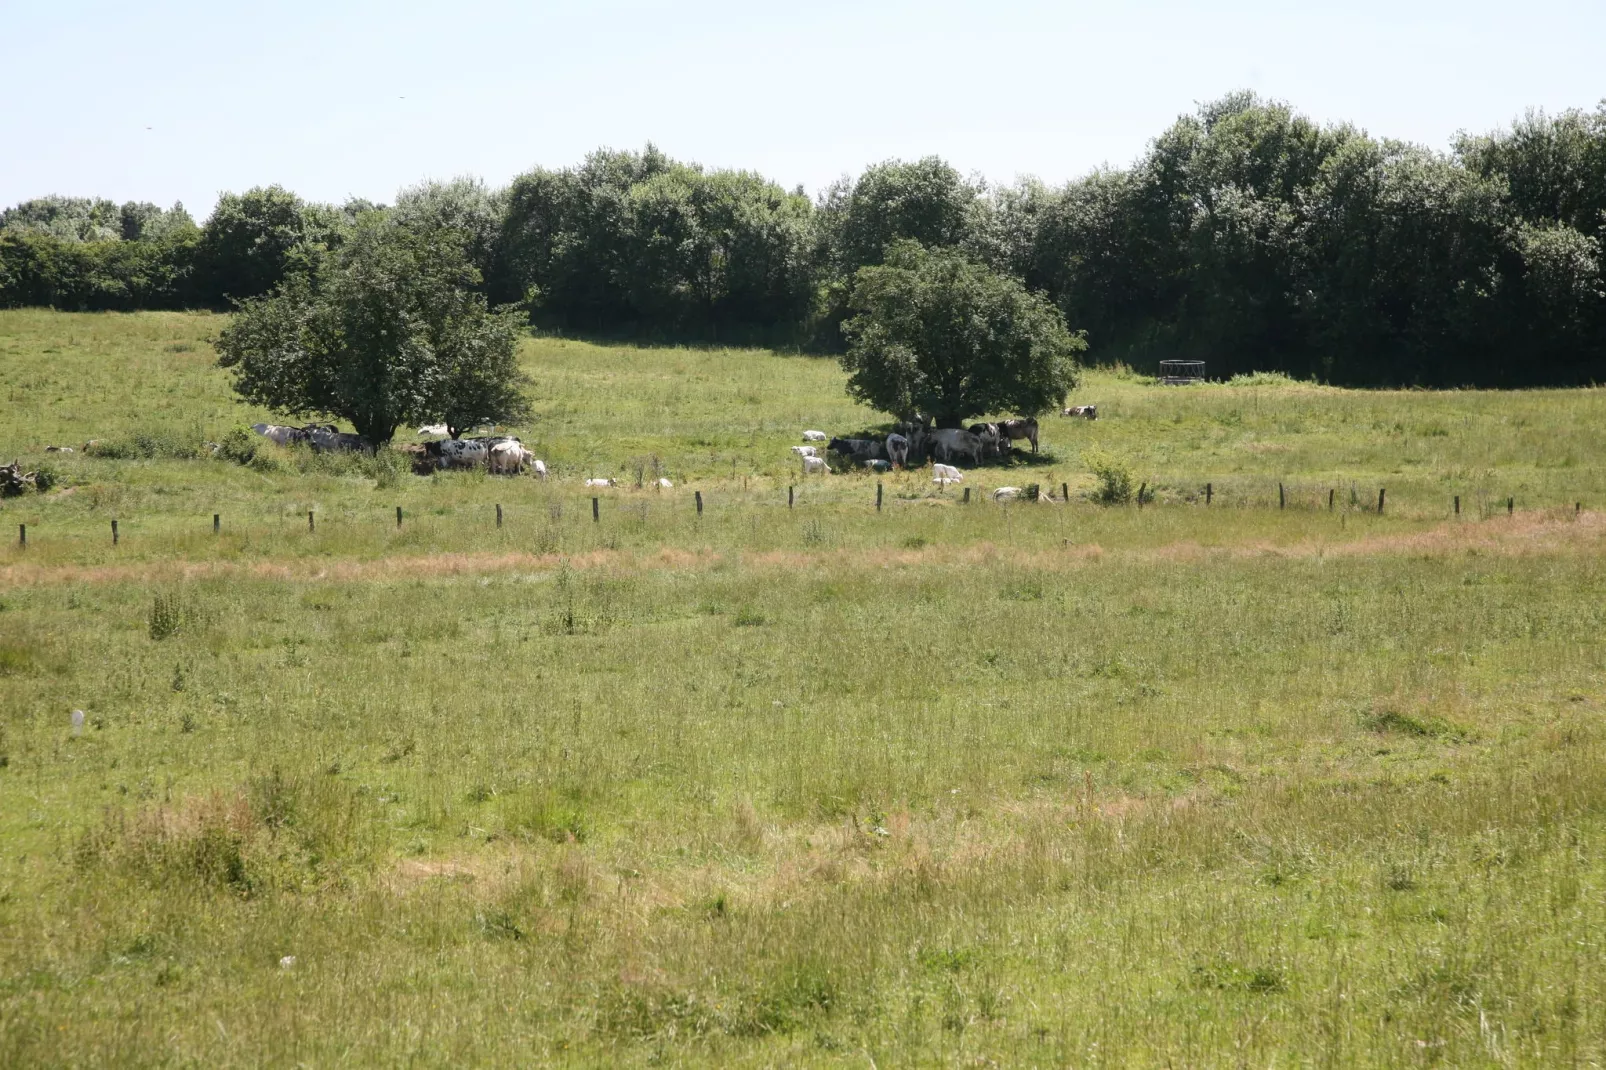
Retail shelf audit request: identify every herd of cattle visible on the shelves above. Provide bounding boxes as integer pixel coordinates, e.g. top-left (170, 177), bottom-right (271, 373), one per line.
top-left (790, 415), bottom-right (1055, 475)
top-left (249, 404), bottom-right (1100, 483)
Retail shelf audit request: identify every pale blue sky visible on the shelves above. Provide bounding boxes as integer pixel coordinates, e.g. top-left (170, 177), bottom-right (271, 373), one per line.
top-left (4, 0), bottom-right (1603, 219)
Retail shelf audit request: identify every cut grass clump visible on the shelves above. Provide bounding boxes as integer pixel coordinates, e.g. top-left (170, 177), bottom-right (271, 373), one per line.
top-left (1362, 708), bottom-right (1472, 742)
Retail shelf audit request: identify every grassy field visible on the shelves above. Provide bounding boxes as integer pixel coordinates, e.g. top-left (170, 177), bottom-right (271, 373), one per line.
top-left (2, 310), bottom-right (1606, 1066)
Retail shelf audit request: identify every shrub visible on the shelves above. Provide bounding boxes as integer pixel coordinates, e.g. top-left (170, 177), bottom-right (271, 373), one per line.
top-left (148, 594), bottom-right (184, 641)
top-left (1083, 446), bottom-right (1134, 504)
top-left (217, 425), bottom-right (259, 465)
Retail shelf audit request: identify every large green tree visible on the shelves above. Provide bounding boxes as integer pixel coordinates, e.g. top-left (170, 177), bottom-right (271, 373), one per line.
top-left (215, 214), bottom-right (529, 445)
top-left (840, 242), bottom-right (1084, 427)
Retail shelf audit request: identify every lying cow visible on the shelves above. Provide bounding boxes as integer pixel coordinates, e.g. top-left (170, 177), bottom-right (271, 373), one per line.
top-left (1062, 405), bottom-right (1098, 419)
top-left (827, 437), bottom-right (886, 465)
top-left (416, 423), bottom-right (449, 437)
top-left (998, 417), bottom-right (1039, 453)
top-left (252, 423), bottom-right (308, 447)
top-left (931, 463), bottom-right (963, 486)
top-left (790, 445), bottom-right (817, 457)
top-left (993, 486), bottom-right (1022, 502)
top-left (307, 427), bottom-right (371, 453)
top-left (657, 477), bottom-right (673, 488)
top-left (865, 459), bottom-right (892, 472)
top-left (803, 430), bottom-right (827, 442)
top-left (584, 477), bottom-right (618, 488)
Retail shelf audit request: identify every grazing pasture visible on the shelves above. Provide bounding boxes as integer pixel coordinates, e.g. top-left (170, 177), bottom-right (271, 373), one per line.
top-left (2, 311), bottom-right (1606, 1066)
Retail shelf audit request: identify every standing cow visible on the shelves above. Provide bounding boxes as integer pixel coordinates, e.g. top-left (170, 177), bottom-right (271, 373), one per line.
top-left (998, 418), bottom-right (1039, 453)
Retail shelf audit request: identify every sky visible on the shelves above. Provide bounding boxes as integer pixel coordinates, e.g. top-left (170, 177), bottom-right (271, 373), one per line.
top-left (3, 0), bottom-right (1604, 220)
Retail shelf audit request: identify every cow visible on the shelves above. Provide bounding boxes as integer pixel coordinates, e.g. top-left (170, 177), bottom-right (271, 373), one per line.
top-left (925, 428), bottom-right (984, 467)
top-left (931, 463), bottom-right (963, 486)
top-left (827, 437), bottom-right (885, 465)
top-left (656, 477), bottom-right (673, 488)
top-left (45, 446), bottom-right (73, 453)
top-left (584, 477), bottom-right (618, 488)
top-left (885, 433), bottom-right (909, 468)
top-left (252, 423), bottom-right (308, 447)
top-left (532, 459), bottom-right (548, 480)
top-left (803, 430), bottom-right (828, 442)
top-left (998, 417), bottom-right (1039, 453)
top-left (993, 486), bottom-right (1022, 502)
top-left (1062, 405), bottom-right (1098, 419)
top-left (417, 423), bottom-right (449, 437)
top-left (967, 422), bottom-right (1003, 459)
top-left (425, 438), bottom-right (491, 469)
top-left (307, 427), bottom-right (371, 453)
top-left (488, 441), bottom-right (533, 474)
top-left (802, 455), bottom-right (830, 475)
top-left (865, 459), bottom-right (892, 472)
top-left (790, 446), bottom-right (817, 457)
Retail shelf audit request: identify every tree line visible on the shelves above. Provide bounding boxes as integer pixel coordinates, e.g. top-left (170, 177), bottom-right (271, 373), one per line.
top-left (4, 93), bottom-right (1604, 387)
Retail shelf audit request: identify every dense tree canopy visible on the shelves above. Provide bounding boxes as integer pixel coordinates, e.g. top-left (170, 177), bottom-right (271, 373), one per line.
top-left (215, 215), bottom-right (528, 445)
top-left (841, 242), bottom-right (1084, 426)
top-left (5, 95), bottom-right (1605, 385)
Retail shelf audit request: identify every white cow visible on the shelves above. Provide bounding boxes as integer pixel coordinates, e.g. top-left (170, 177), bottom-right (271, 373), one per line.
top-left (417, 423), bottom-right (450, 436)
top-left (925, 428), bottom-right (984, 466)
top-left (488, 441), bottom-right (532, 474)
top-left (790, 445), bottom-right (817, 457)
top-left (865, 459), bottom-right (892, 472)
top-left (993, 486), bottom-right (1022, 502)
top-left (584, 477), bottom-right (618, 488)
top-left (1062, 405), bottom-right (1098, 419)
top-left (802, 430), bottom-right (828, 443)
top-left (657, 477), bottom-right (673, 488)
top-left (885, 433), bottom-right (909, 468)
top-left (931, 463), bottom-right (964, 486)
top-left (532, 459), bottom-right (548, 480)
top-left (802, 455), bottom-right (830, 474)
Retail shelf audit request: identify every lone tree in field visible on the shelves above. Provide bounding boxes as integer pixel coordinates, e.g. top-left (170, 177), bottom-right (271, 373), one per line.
top-left (215, 214), bottom-right (530, 445)
top-left (840, 241), bottom-right (1084, 427)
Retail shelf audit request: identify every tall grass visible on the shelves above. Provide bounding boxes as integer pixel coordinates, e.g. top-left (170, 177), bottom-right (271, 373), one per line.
top-left (3, 311), bottom-right (1606, 1064)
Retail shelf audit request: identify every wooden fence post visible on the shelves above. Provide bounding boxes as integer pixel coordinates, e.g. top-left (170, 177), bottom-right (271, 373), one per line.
top-left (962, 487), bottom-right (970, 504)
top-left (395, 506), bottom-right (402, 528)
top-left (111, 519), bottom-right (118, 545)
top-left (1062, 482), bottom-right (1069, 503)
top-left (17, 524), bottom-right (24, 549)
top-left (695, 491), bottom-right (703, 517)
top-left (1278, 483), bottom-right (1285, 510)
top-left (496, 504), bottom-right (503, 528)
top-left (1507, 497), bottom-right (1514, 515)
top-left (876, 482), bottom-right (883, 512)
top-left (1206, 482), bottom-right (1213, 506)
top-left (1454, 495), bottom-right (1460, 516)
top-left (1377, 489), bottom-right (1385, 515)
top-left (1328, 488), bottom-right (1334, 511)
top-left (788, 485), bottom-right (794, 510)
top-left (308, 510), bottom-right (315, 533)
top-left (1576, 502), bottom-right (1582, 515)
top-left (214, 513), bottom-right (221, 534)
top-left (1138, 482), bottom-right (1147, 509)
top-left (591, 497), bottom-right (599, 523)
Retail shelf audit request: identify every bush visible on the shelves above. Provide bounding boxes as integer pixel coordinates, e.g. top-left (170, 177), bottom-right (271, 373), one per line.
top-left (1083, 447), bottom-right (1134, 504)
top-left (217, 425), bottom-right (259, 465)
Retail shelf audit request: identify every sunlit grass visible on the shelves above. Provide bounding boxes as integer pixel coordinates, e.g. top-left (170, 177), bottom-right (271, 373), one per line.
top-left (2, 311), bottom-right (1606, 1065)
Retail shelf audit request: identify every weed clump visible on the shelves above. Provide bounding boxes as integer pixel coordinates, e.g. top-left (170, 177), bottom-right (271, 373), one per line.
top-left (1082, 446), bottom-right (1134, 504)
top-left (1362, 708), bottom-right (1471, 742)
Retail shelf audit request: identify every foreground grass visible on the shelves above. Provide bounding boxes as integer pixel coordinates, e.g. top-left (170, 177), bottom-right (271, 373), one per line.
top-left (2, 312), bottom-right (1606, 1065)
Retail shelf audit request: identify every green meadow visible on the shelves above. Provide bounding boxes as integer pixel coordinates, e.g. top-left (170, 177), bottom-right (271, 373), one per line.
top-left (2, 310), bottom-right (1605, 1066)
